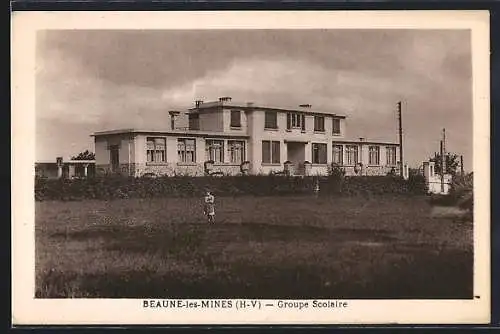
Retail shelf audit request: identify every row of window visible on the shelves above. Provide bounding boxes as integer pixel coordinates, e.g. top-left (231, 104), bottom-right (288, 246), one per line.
top-left (147, 137), bottom-right (397, 166)
top-left (189, 110), bottom-right (341, 134)
top-left (268, 112), bottom-right (341, 134)
top-left (331, 145), bottom-right (397, 166)
top-left (262, 142), bottom-right (397, 166)
top-left (205, 139), bottom-right (245, 164)
top-left (189, 111), bottom-right (243, 130)
top-left (147, 137), bottom-right (245, 164)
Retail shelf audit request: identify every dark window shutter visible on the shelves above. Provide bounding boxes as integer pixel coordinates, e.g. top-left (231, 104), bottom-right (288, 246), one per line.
top-left (272, 141), bottom-right (280, 164)
top-left (321, 144), bottom-right (327, 163)
top-left (301, 114), bottom-right (305, 131)
top-left (287, 113), bottom-right (291, 129)
top-left (262, 141), bottom-right (270, 163)
top-left (231, 110), bottom-right (241, 127)
top-left (333, 118), bottom-right (340, 134)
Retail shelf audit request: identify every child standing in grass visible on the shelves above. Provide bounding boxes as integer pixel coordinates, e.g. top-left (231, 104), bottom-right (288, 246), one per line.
top-left (203, 191), bottom-right (216, 224)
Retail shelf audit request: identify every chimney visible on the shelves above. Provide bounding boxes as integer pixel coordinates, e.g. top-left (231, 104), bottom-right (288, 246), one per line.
top-left (359, 137), bottom-right (365, 142)
top-left (246, 102), bottom-right (254, 107)
top-left (219, 96), bottom-right (232, 102)
top-left (169, 110), bottom-right (180, 130)
top-left (299, 104), bottom-right (312, 108)
top-left (195, 100), bottom-right (203, 108)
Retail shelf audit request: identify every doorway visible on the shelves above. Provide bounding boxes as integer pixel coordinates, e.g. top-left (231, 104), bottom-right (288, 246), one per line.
top-left (287, 142), bottom-right (306, 175)
top-left (109, 145), bottom-right (120, 173)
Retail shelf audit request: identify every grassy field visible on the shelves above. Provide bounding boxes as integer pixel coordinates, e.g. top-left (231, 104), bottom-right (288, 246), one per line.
top-left (35, 194), bottom-right (473, 299)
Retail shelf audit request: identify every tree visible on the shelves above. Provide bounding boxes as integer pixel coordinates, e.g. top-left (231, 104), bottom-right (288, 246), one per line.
top-left (71, 150), bottom-right (95, 160)
top-left (430, 152), bottom-right (460, 176)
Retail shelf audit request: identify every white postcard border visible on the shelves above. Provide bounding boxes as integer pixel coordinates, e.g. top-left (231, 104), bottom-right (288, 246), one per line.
top-left (11, 10), bottom-right (491, 325)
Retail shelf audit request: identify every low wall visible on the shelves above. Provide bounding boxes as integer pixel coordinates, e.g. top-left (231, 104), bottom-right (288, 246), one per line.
top-left (427, 175), bottom-right (452, 195)
top-left (96, 163), bottom-right (242, 177)
top-left (338, 165), bottom-right (397, 177)
top-left (96, 163), bottom-right (397, 178)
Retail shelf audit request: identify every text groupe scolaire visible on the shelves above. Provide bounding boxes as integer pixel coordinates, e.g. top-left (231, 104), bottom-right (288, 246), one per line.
top-left (278, 300), bottom-right (349, 310)
top-left (143, 300), bottom-right (348, 310)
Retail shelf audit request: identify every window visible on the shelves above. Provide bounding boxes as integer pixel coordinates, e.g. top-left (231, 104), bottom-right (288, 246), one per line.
top-left (262, 140), bottom-right (280, 164)
top-left (314, 116), bottom-right (325, 132)
top-left (346, 145), bottom-right (359, 165)
top-left (292, 113), bottom-right (301, 128)
top-left (369, 146), bottom-right (380, 165)
top-left (386, 146), bottom-right (397, 165)
top-left (312, 143), bottom-right (327, 164)
top-left (332, 144), bottom-right (343, 165)
top-left (146, 137), bottom-right (166, 163)
top-left (332, 118), bottom-right (341, 135)
top-left (264, 111), bottom-right (278, 129)
top-left (287, 112), bottom-right (305, 131)
top-left (230, 110), bottom-right (241, 128)
top-left (178, 138), bottom-right (196, 163)
top-left (228, 141), bottom-right (245, 164)
top-left (188, 113), bottom-right (200, 130)
top-left (205, 140), bottom-right (224, 163)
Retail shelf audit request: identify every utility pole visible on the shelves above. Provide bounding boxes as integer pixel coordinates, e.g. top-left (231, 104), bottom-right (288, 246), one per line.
top-left (441, 128), bottom-right (446, 193)
top-left (442, 128), bottom-right (447, 173)
top-left (440, 140), bottom-right (444, 193)
top-left (397, 101), bottom-right (404, 177)
top-left (460, 155), bottom-right (464, 175)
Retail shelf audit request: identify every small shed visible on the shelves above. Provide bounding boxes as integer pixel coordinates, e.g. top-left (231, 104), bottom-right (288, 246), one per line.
top-left (423, 160), bottom-right (452, 195)
top-left (35, 158), bottom-right (96, 179)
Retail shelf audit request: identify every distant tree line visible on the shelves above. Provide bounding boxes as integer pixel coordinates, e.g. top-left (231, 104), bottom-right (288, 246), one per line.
top-left (71, 150), bottom-right (95, 161)
top-left (430, 152), bottom-right (461, 176)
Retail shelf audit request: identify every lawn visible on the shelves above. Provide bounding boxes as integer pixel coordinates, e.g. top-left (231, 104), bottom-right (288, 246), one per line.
top-left (35, 194), bottom-right (473, 299)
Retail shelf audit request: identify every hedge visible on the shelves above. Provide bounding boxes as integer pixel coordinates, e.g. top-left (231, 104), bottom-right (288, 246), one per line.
top-left (34, 174), bottom-right (427, 202)
top-left (428, 173), bottom-right (473, 212)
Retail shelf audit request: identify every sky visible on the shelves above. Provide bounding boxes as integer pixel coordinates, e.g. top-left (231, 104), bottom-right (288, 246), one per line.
top-left (36, 29), bottom-right (473, 170)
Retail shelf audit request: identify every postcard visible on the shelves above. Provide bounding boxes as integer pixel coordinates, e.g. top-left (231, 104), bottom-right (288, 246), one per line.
top-left (11, 10), bottom-right (490, 325)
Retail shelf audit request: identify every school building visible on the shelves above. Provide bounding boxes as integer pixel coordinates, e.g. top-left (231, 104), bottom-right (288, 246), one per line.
top-left (92, 97), bottom-right (402, 177)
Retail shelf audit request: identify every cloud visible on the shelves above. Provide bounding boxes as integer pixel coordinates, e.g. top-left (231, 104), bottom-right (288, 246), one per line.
top-left (161, 58), bottom-right (416, 115)
top-left (36, 46), bottom-right (170, 130)
top-left (35, 30), bottom-right (473, 170)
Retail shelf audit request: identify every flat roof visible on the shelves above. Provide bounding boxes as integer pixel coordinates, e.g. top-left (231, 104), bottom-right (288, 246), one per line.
top-left (91, 129), bottom-right (250, 138)
top-left (332, 139), bottom-right (399, 146)
top-left (188, 101), bottom-right (348, 118)
top-left (91, 129), bottom-right (397, 145)
top-left (36, 160), bottom-right (96, 164)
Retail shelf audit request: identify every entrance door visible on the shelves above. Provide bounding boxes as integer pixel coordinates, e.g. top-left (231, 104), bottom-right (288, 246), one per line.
top-left (287, 142), bottom-right (306, 175)
top-left (110, 145), bottom-right (120, 173)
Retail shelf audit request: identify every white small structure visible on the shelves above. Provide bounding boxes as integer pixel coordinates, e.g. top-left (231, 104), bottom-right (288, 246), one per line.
top-left (423, 160), bottom-right (452, 195)
top-left (36, 158), bottom-right (96, 179)
top-left (402, 163), bottom-right (409, 180)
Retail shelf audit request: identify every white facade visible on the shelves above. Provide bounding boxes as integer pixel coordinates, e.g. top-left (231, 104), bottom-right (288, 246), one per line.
top-left (423, 160), bottom-right (452, 194)
top-left (93, 99), bottom-right (401, 177)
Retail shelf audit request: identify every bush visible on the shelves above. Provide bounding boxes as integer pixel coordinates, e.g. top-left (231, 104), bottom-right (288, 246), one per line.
top-left (35, 174), bottom-right (428, 201)
top-left (451, 173), bottom-right (474, 212)
top-left (342, 176), bottom-right (408, 196)
top-left (327, 163), bottom-right (346, 178)
top-left (427, 173), bottom-right (473, 221)
top-left (407, 173), bottom-right (428, 195)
